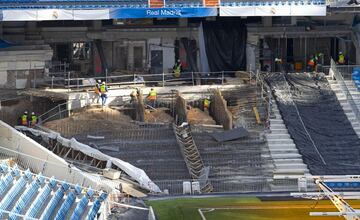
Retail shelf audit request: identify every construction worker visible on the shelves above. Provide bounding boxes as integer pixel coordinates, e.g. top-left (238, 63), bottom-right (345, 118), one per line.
top-left (30, 112), bottom-right (38, 127)
top-left (147, 88), bottom-right (157, 108)
top-left (338, 52), bottom-right (346, 65)
top-left (275, 57), bottom-right (282, 72)
top-left (173, 59), bottom-right (182, 78)
top-left (94, 80), bottom-right (101, 103)
top-left (130, 89), bottom-right (138, 104)
top-left (307, 55), bottom-right (316, 72)
top-left (20, 111), bottom-right (28, 126)
top-left (203, 97), bottom-right (211, 111)
top-left (100, 81), bottom-right (108, 107)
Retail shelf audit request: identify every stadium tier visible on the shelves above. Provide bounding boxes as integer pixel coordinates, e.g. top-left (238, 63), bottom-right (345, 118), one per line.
top-left (0, 162), bottom-right (108, 219)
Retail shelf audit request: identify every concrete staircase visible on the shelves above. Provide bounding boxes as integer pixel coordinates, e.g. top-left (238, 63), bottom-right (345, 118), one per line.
top-left (266, 102), bottom-right (310, 177)
top-left (327, 78), bottom-right (360, 137)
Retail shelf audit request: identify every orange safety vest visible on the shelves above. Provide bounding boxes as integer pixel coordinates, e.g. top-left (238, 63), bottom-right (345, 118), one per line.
top-left (148, 90), bottom-right (157, 101)
top-left (308, 59), bottom-right (315, 67)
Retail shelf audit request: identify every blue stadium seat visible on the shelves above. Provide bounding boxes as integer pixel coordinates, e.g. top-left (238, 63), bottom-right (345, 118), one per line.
top-left (25, 177), bottom-right (57, 219)
top-left (54, 184), bottom-right (82, 220)
top-left (0, 169), bottom-right (32, 219)
top-left (325, 181), bottom-right (360, 188)
top-left (9, 173), bottom-right (45, 220)
top-left (0, 165), bottom-right (20, 197)
top-left (40, 181), bottom-right (70, 220)
top-left (86, 192), bottom-right (107, 220)
top-left (69, 188), bottom-right (94, 220)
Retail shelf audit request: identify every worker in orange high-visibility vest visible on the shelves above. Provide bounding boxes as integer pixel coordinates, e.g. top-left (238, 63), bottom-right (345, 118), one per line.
top-left (147, 88), bottom-right (157, 108)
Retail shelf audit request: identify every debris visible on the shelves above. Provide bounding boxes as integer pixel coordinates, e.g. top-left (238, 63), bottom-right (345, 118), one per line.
top-left (211, 127), bottom-right (249, 142)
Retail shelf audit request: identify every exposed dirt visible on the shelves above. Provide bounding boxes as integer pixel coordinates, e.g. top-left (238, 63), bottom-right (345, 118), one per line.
top-left (144, 107), bottom-right (173, 123)
top-left (43, 107), bottom-right (136, 137)
top-left (187, 108), bottom-right (216, 125)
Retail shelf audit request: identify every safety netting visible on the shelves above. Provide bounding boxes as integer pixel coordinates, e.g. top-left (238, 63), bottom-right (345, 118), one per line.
top-left (266, 72), bottom-right (360, 175)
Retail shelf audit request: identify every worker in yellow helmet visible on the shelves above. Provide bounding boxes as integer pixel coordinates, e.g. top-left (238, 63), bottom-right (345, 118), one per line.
top-left (147, 88), bottom-right (157, 108)
top-left (100, 81), bottom-right (108, 107)
top-left (203, 97), bottom-right (211, 112)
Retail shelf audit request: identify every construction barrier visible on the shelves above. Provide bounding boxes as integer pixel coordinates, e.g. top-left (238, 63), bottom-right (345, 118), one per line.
top-left (210, 89), bottom-right (233, 130)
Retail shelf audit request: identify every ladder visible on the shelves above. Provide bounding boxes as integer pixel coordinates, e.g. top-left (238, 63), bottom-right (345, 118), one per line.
top-left (173, 124), bottom-right (213, 193)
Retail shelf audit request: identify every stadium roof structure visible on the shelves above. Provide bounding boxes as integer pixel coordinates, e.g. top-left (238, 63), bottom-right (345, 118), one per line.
top-left (0, 0), bottom-right (331, 21)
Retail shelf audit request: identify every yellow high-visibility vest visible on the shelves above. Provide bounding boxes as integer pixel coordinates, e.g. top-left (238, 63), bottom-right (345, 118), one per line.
top-left (204, 99), bottom-right (210, 108)
top-left (21, 115), bottom-right (27, 125)
top-left (173, 64), bottom-right (181, 77)
top-left (31, 115), bottom-right (37, 125)
top-left (338, 54), bottom-right (345, 64)
top-left (148, 90), bottom-right (157, 100)
top-left (100, 84), bottom-right (107, 94)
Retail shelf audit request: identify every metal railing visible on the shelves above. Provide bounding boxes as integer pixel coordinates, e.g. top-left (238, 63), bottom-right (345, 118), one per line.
top-left (330, 59), bottom-right (360, 123)
top-left (153, 177), bottom-right (305, 195)
top-left (333, 64), bottom-right (360, 80)
top-left (61, 71), bottom-right (240, 90)
top-left (38, 102), bottom-right (68, 124)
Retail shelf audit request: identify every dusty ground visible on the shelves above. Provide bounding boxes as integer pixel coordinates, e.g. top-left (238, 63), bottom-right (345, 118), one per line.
top-left (144, 108), bottom-right (174, 123)
top-left (187, 108), bottom-right (216, 125)
top-left (43, 107), bottom-right (136, 137)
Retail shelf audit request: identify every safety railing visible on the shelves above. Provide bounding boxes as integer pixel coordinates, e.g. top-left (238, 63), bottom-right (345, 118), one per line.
top-left (153, 177), bottom-right (306, 195)
top-left (334, 64), bottom-right (360, 80)
top-left (256, 70), bottom-right (272, 131)
top-left (61, 70), bottom-right (244, 90)
top-left (38, 102), bottom-right (68, 125)
top-left (330, 59), bottom-right (360, 123)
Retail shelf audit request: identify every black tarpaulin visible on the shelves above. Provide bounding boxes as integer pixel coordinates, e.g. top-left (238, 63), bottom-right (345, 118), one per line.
top-left (267, 73), bottom-right (360, 175)
top-left (211, 127), bottom-right (249, 142)
top-left (202, 19), bottom-right (247, 72)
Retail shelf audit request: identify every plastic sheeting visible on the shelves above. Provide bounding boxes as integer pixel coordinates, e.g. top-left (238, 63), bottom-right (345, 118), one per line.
top-left (267, 73), bottom-right (360, 175)
top-left (16, 126), bottom-right (161, 193)
top-left (202, 19), bottom-right (247, 72)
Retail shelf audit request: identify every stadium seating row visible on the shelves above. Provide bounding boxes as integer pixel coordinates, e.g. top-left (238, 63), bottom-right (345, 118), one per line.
top-left (0, 0), bottom-right (327, 9)
top-left (0, 162), bottom-right (107, 220)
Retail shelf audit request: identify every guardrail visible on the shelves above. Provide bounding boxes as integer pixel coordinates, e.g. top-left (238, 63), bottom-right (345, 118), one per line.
top-left (330, 59), bottom-right (360, 122)
top-left (38, 102), bottom-right (68, 125)
top-left (60, 70), bottom-right (242, 90)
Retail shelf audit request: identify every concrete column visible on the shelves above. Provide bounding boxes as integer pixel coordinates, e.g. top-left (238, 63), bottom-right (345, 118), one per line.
top-left (0, 23), bottom-right (3, 38)
top-left (92, 20), bottom-right (102, 31)
top-left (291, 17), bottom-right (297, 26)
top-left (247, 34), bottom-right (259, 72)
top-left (26, 21), bottom-right (37, 33)
top-left (262, 17), bottom-right (272, 27)
top-left (356, 46), bottom-right (360, 65)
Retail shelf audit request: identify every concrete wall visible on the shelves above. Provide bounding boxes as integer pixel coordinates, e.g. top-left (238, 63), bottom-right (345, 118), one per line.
top-left (210, 89), bottom-right (233, 130)
top-left (0, 120), bottom-right (109, 191)
top-left (0, 47), bottom-right (52, 89)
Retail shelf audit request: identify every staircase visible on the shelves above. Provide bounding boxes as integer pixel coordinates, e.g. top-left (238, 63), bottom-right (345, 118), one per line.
top-left (327, 77), bottom-right (360, 137)
top-left (173, 124), bottom-right (213, 193)
top-left (266, 101), bottom-right (310, 177)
